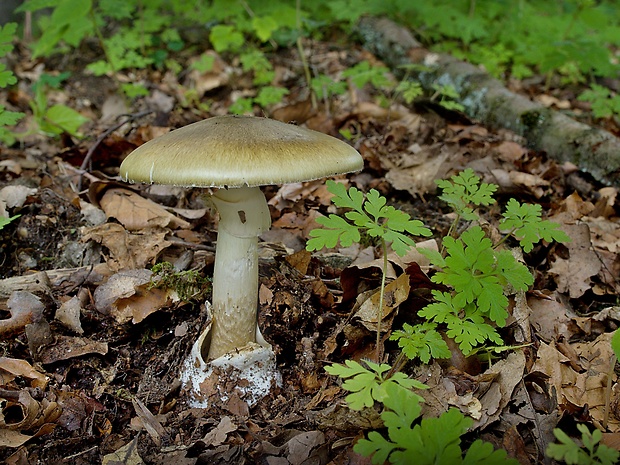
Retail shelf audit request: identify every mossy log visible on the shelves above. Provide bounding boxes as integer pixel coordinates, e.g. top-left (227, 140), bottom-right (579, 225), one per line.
top-left (356, 17), bottom-right (620, 187)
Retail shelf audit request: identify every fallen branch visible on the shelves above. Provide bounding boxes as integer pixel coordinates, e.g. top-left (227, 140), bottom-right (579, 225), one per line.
top-left (356, 17), bottom-right (620, 187)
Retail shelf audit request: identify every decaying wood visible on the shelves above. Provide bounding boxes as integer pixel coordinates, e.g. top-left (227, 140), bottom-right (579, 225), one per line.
top-left (356, 17), bottom-right (620, 187)
top-left (0, 264), bottom-right (113, 299)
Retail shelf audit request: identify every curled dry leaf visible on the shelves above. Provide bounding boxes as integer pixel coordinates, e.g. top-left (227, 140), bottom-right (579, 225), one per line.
top-left (472, 350), bottom-right (526, 430)
top-left (0, 390), bottom-right (61, 448)
top-left (533, 333), bottom-right (619, 432)
top-left (0, 291), bottom-right (45, 337)
top-left (94, 269), bottom-right (175, 324)
top-left (0, 357), bottom-right (48, 389)
top-left (355, 273), bottom-right (411, 332)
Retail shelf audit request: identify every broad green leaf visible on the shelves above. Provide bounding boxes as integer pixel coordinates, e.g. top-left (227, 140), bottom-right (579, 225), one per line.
top-left (209, 24), bottom-right (244, 52)
top-left (463, 440), bottom-right (520, 465)
top-left (252, 15), bottom-right (278, 42)
top-left (42, 105), bottom-right (89, 136)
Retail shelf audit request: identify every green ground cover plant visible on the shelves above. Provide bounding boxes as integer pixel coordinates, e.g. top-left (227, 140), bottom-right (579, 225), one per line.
top-left (308, 170), bottom-right (569, 463)
top-left (546, 424), bottom-right (619, 465)
top-left (0, 23), bottom-right (24, 145)
top-left (28, 72), bottom-right (89, 137)
top-left (7, 0), bottom-right (616, 134)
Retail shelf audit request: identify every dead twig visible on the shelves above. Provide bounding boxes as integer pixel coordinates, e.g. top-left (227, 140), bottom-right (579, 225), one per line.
top-left (78, 110), bottom-right (153, 190)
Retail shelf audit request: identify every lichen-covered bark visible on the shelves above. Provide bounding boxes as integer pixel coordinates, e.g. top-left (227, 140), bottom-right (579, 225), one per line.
top-left (356, 17), bottom-right (620, 186)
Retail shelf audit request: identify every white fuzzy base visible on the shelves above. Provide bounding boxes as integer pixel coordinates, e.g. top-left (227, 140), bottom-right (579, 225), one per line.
top-left (180, 304), bottom-right (281, 408)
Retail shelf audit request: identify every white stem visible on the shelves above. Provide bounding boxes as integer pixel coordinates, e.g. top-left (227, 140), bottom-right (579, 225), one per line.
top-left (207, 186), bottom-right (271, 360)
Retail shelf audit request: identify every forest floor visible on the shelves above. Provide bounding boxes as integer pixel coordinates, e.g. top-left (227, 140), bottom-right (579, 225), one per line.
top-left (1, 20), bottom-right (620, 465)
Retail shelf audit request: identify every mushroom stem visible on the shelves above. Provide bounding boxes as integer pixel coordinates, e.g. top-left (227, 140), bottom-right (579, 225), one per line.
top-left (207, 186), bottom-right (271, 360)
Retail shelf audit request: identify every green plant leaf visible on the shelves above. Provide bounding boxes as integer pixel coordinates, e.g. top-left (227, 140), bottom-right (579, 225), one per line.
top-left (0, 23), bottom-right (18, 57)
top-left (500, 199), bottom-right (570, 252)
top-left (342, 60), bottom-right (393, 90)
top-left (390, 322), bottom-right (451, 363)
top-left (307, 214), bottom-right (361, 250)
top-left (0, 215), bottom-right (20, 230)
top-left (32, 0), bottom-right (93, 57)
top-left (41, 105), bottom-right (89, 137)
top-left (325, 360), bottom-right (426, 411)
top-left (306, 180), bottom-right (430, 256)
top-left (612, 329), bottom-right (620, 361)
top-left (209, 24), bottom-right (244, 52)
top-left (545, 425), bottom-right (619, 465)
top-left (252, 15), bottom-right (278, 42)
top-left (463, 439), bottom-right (520, 465)
top-left (254, 86), bottom-right (289, 108)
top-left (436, 169), bottom-right (497, 220)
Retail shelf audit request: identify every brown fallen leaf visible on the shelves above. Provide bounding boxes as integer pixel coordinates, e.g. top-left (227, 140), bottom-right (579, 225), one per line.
top-left (548, 220), bottom-right (601, 299)
top-left (355, 273), bottom-right (411, 332)
top-left (0, 291), bottom-right (44, 337)
top-left (93, 269), bottom-right (175, 324)
top-left (202, 415), bottom-right (236, 447)
top-left (100, 187), bottom-right (190, 231)
top-left (528, 293), bottom-right (577, 342)
top-left (0, 390), bottom-right (61, 448)
top-left (533, 334), bottom-right (619, 432)
top-left (102, 436), bottom-right (144, 465)
top-left (38, 336), bottom-right (108, 364)
top-left (0, 357), bottom-right (48, 389)
top-left (82, 223), bottom-right (170, 271)
top-left (55, 292), bottom-right (86, 334)
top-left (472, 350), bottom-right (526, 430)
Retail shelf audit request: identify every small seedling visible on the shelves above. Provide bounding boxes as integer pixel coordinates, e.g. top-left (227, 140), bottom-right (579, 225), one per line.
top-left (418, 169), bottom-right (569, 355)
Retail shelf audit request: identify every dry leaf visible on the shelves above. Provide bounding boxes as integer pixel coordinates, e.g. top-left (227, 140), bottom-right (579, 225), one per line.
top-left (533, 334), bottom-right (619, 432)
top-left (93, 269), bottom-right (174, 324)
top-left (1, 291), bottom-right (45, 337)
top-left (355, 273), bottom-right (411, 332)
top-left (100, 188), bottom-right (190, 231)
top-left (102, 436), bottom-right (144, 465)
top-left (82, 223), bottom-right (170, 271)
top-left (0, 357), bottom-right (48, 389)
top-left (549, 222), bottom-right (601, 299)
top-left (55, 294), bottom-right (85, 334)
top-left (528, 294), bottom-right (576, 342)
top-left (132, 397), bottom-right (166, 447)
top-left (38, 336), bottom-right (108, 364)
top-left (202, 416), bottom-right (236, 447)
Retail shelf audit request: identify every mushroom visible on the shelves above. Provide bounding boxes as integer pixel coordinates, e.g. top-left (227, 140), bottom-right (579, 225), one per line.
top-left (119, 115), bottom-right (363, 405)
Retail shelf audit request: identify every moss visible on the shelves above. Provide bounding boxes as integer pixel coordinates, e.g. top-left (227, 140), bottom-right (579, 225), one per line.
top-left (149, 261), bottom-right (210, 302)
